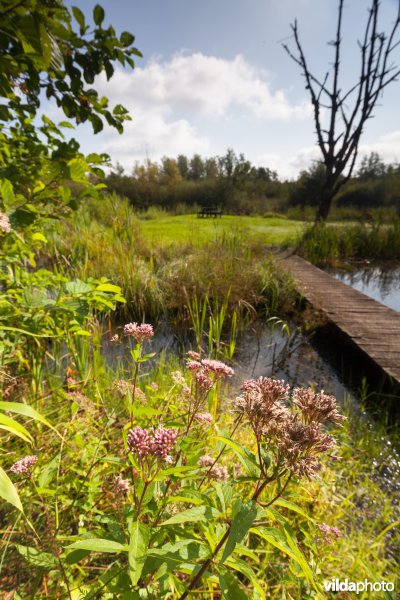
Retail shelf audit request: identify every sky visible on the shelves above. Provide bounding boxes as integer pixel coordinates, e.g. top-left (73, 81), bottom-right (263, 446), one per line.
top-left (55, 0), bottom-right (400, 179)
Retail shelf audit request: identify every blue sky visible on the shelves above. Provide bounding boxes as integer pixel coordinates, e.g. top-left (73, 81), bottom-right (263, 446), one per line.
top-left (59, 0), bottom-right (400, 179)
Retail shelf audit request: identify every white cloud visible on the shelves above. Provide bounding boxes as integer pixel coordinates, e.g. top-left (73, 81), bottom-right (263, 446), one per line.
top-left (358, 131), bottom-right (400, 165)
top-left (92, 52), bottom-right (311, 169)
top-left (97, 53), bottom-right (311, 121)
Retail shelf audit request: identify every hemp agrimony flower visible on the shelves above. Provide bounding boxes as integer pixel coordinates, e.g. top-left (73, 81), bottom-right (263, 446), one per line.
top-left (124, 322), bottom-right (154, 343)
top-left (10, 455), bottom-right (38, 475)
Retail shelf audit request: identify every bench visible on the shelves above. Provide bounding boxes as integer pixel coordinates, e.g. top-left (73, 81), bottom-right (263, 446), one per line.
top-left (197, 206), bottom-right (222, 218)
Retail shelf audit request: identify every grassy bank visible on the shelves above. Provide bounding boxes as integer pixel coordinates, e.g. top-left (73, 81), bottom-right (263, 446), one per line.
top-left (298, 221), bottom-right (400, 265)
top-left (45, 194), bottom-right (299, 321)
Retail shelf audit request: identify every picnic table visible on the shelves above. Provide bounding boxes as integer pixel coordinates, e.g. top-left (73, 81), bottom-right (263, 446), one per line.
top-left (197, 206), bottom-right (222, 218)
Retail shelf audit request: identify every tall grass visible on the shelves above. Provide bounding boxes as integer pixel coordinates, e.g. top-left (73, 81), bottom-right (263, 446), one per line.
top-left (45, 194), bottom-right (297, 322)
top-left (299, 220), bottom-right (400, 265)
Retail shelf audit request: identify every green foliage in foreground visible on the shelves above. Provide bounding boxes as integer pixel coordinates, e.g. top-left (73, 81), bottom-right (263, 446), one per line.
top-left (1, 325), bottom-right (398, 599)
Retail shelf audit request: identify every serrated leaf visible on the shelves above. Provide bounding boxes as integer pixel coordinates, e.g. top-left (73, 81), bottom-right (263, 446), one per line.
top-left (129, 521), bottom-right (150, 585)
top-left (0, 467), bottom-right (23, 511)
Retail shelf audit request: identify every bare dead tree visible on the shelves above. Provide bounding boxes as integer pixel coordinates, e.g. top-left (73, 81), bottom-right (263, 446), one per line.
top-left (284, 0), bottom-right (400, 222)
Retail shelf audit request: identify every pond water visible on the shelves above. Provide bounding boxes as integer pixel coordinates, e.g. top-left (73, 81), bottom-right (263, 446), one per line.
top-left (103, 318), bottom-right (400, 493)
top-left (328, 262), bottom-right (400, 312)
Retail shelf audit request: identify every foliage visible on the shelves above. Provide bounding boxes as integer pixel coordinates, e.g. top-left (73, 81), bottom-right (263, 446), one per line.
top-left (298, 220), bottom-right (400, 265)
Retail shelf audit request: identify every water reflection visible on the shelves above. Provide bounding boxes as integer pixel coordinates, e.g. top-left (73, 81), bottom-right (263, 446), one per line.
top-left (329, 262), bottom-right (400, 312)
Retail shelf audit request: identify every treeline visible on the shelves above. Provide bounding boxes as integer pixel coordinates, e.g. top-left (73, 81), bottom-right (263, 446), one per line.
top-left (105, 149), bottom-right (400, 215)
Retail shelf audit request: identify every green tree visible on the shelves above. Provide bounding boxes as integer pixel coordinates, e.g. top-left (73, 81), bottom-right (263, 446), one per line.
top-left (0, 0), bottom-right (140, 371)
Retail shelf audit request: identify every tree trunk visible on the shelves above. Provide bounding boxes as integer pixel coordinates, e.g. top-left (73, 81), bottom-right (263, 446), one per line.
top-left (315, 187), bottom-right (335, 222)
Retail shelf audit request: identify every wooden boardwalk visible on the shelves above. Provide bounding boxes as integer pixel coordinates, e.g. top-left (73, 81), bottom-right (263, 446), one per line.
top-left (284, 255), bottom-right (400, 385)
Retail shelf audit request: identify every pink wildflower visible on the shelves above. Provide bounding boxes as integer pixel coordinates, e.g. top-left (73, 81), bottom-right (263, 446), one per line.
top-left (0, 213), bottom-right (11, 233)
top-left (127, 425), bottom-right (177, 462)
top-left (151, 425), bottom-right (178, 461)
top-left (195, 372), bottom-right (213, 390)
top-left (187, 351), bottom-right (201, 360)
top-left (201, 359), bottom-right (234, 379)
top-left (198, 454), bottom-right (215, 467)
top-left (186, 361), bottom-right (202, 372)
top-left (127, 427), bottom-right (152, 458)
top-left (10, 455), bottom-right (38, 475)
top-left (317, 522), bottom-right (341, 543)
top-left (110, 334), bottom-right (119, 344)
top-left (194, 412), bottom-right (213, 425)
top-left (124, 322), bottom-right (154, 343)
top-left (114, 474), bottom-right (130, 494)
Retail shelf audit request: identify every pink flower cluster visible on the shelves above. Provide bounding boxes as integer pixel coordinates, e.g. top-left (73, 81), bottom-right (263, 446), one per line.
top-left (124, 322), bottom-right (154, 343)
top-left (187, 357), bottom-right (234, 389)
top-left (198, 454), bottom-right (228, 480)
top-left (114, 474), bottom-right (130, 494)
top-left (233, 377), bottom-right (343, 479)
top-left (127, 425), bottom-right (177, 463)
top-left (317, 522), bottom-right (341, 543)
top-left (194, 412), bottom-right (213, 425)
top-left (10, 455), bottom-right (38, 475)
top-left (0, 212), bottom-right (11, 233)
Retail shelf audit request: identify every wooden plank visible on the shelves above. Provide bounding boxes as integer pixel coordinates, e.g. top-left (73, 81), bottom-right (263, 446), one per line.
top-left (284, 255), bottom-right (400, 384)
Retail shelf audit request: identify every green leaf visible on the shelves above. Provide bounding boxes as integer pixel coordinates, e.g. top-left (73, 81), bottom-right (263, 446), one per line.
top-left (0, 466), bottom-right (23, 512)
top-left (17, 545), bottom-right (58, 569)
top-left (68, 157), bottom-right (88, 183)
top-left (129, 521), bottom-right (150, 585)
top-left (120, 32), bottom-right (135, 47)
top-left (0, 179), bottom-right (14, 207)
top-left (273, 497), bottom-right (313, 521)
top-left (215, 436), bottom-right (260, 476)
top-left (65, 279), bottom-right (93, 295)
top-left (220, 501), bottom-right (257, 564)
top-left (95, 283), bottom-right (122, 293)
top-left (93, 5), bottom-right (105, 26)
top-left (72, 6), bottom-right (85, 31)
top-left (0, 401), bottom-right (62, 439)
top-left (219, 572), bottom-right (248, 600)
top-left (160, 506), bottom-right (219, 526)
top-left (0, 414), bottom-right (33, 443)
top-left (224, 557), bottom-right (265, 598)
top-left (38, 455), bottom-right (60, 488)
top-left (250, 525), bottom-right (315, 584)
top-left (66, 539), bottom-right (127, 553)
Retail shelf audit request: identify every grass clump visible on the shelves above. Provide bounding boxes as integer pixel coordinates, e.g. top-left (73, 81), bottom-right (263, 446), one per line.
top-left (45, 194), bottom-right (298, 321)
top-left (298, 220), bottom-right (400, 265)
